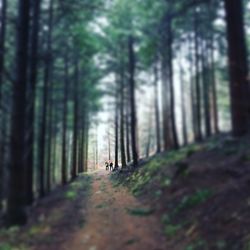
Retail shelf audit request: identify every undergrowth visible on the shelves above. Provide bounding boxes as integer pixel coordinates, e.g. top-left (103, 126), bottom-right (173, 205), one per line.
top-left (112, 143), bottom-right (202, 197)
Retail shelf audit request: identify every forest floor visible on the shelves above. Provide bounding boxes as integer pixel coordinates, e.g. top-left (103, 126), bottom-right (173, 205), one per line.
top-left (0, 171), bottom-right (166, 250)
top-left (2, 134), bottom-right (250, 250)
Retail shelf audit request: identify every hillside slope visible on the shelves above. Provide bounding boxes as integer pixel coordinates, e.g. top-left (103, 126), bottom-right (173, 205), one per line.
top-left (112, 135), bottom-right (250, 250)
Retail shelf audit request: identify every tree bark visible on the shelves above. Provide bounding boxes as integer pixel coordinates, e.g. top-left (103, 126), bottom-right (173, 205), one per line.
top-left (224, 0), bottom-right (249, 136)
top-left (153, 62), bottom-right (161, 153)
top-left (166, 16), bottom-right (179, 149)
top-left (125, 91), bottom-right (131, 163)
top-left (0, 0), bottom-right (7, 103)
top-left (128, 36), bottom-right (138, 166)
top-left (25, 0), bottom-right (41, 205)
top-left (194, 10), bottom-right (202, 141)
top-left (188, 34), bottom-right (197, 141)
top-left (62, 52), bottom-right (69, 185)
top-left (84, 120), bottom-right (89, 172)
top-left (46, 65), bottom-right (54, 193)
top-left (114, 93), bottom-right (119, 169)
top-left (0, 0), bottom-right (7, 210)
top-left (71, 57), bottom-right (79, 180)
top-left (38, 0), bottom-right (53, 197)
top-left (7, 0), bottom-right (31, 225)
top-left (179, 58), bottom-right (188, 145)
top-left (210, 35), bottom-right (219, 134)
top-left (119, 66), bottom-right (126, 168)
top-left (201, 40), bottom-right (211, 138)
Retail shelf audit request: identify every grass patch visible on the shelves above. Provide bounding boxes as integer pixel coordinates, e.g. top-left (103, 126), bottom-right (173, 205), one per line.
top-left (0, 243), bottom-right (28, 250)
top-left (185, 239), bottom-right (207, 250)
top-left (65, 190), bottom-right (77, 200)
top-left (173, 189), bottom-right (213, 216)
top-left (0, 243), bottom-right (12, 250)
top-left (164, 224), bottom-right (182, 237)
top-left (126, 207), bottom-right (154, 216)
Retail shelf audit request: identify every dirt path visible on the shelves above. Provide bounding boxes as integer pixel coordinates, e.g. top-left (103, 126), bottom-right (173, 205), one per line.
top-left (64, 169), bottom-right (166, 250)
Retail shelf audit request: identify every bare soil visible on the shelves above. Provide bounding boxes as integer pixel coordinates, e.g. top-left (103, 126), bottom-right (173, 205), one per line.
top-left (64, 170), bottom-right (166, 250)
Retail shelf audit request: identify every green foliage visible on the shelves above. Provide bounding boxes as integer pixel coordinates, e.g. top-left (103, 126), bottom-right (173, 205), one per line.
top-left (129, 172), bottom-right (151, 196)
top-left (65, 175), bottom-right (92, 200)
top-left (185, 239), bottom-right (208, 250)
top-left (126, 207), bottom-right (154, 216)
top-left (164, 224), bottom-right (182, 237)
top-left (0, 244), bottom-right (12, 250)
top-left (174, 189), bottom-right (213, 215)
top-left (65, 190), bottom-right (77, 200)
top-left (125, 144), bottom-right (201, 196)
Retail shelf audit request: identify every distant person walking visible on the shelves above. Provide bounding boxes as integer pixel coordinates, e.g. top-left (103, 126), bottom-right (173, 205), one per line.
top-left (105, 161), bottom-right (109, 171)
top-left (109, 162), bottom-right (113, 171)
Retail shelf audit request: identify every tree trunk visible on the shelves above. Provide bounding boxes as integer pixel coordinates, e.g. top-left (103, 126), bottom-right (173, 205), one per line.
top-left (25, 0), bottom-right (41, 205)
top-left (114, 94), bottom-right (119, 169)
top-left (95, 124), bottom-right (98, 169)
top-left (78, 123), bottom-right (85, 173)
top-left (84, 120), bottom-right (89, 172)
top-left (167, 16), bottom-right (179, 149)
top-left (201, 40), bottom-right (211, 138)
top-left (38, 0), bottom-right (53, 197)
top-left (71, 57), bottom-right (79, 180)
top-left (0, 0), bottom-right (7, 210)
top-left (125, 92), bottom-right (131, 163)
top-left (194, 10), bottom-right (202, 141)
top-left (146, 106), bottom-right (153, 158)
top-left (210, 35), bottom-right (219, 134)
top-left (161, 56), bottom-right (172, 150)
top-left (153, 62), bottom-right (161, 153)
top-left (0, 0), bottom-right (7, 103)
top-left (62, 52), bottom-right (69, 185)
top-left (188, 34), bottom-right (197, 141)
top-left (7, 0), bottom-right (31, 225)
top-left (128, 36), bottom-right (138, 166)
top-left (46, 65), bottom-right (54, 193)
top-left (179, 58), bottom-right (188, 145)
top-left (108, 128), bottom-right (111, 162)
top-left (120, 67), bottom-right (126, 168)
top-left (224, 0), bottom-right (249, 136)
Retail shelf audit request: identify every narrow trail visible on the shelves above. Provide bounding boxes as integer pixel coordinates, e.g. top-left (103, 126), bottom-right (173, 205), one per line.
top-left (64, 169), bottom-right (166, 250)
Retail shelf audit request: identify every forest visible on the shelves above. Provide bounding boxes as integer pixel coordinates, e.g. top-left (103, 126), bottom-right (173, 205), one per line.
top-left (0, 0), bottom-right (250, 249)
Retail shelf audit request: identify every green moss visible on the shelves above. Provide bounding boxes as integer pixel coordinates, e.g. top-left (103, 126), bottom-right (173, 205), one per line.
top-left (164, 224), bottom-right (182, 237)
top-left (185, 239), bottom-right (207, 250)
top-left (65, 190), bottom-right (77, 200)
top-left (0, 243), bottom-right (12, 250)
top-left (0, 243), bottom-right (28, 250)
top-left (174, 189), bottom-right (213, 215)
top-left (28, 226), bottom-right (43, 236)
top-left (126, 207), bottom-right (154, 216)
